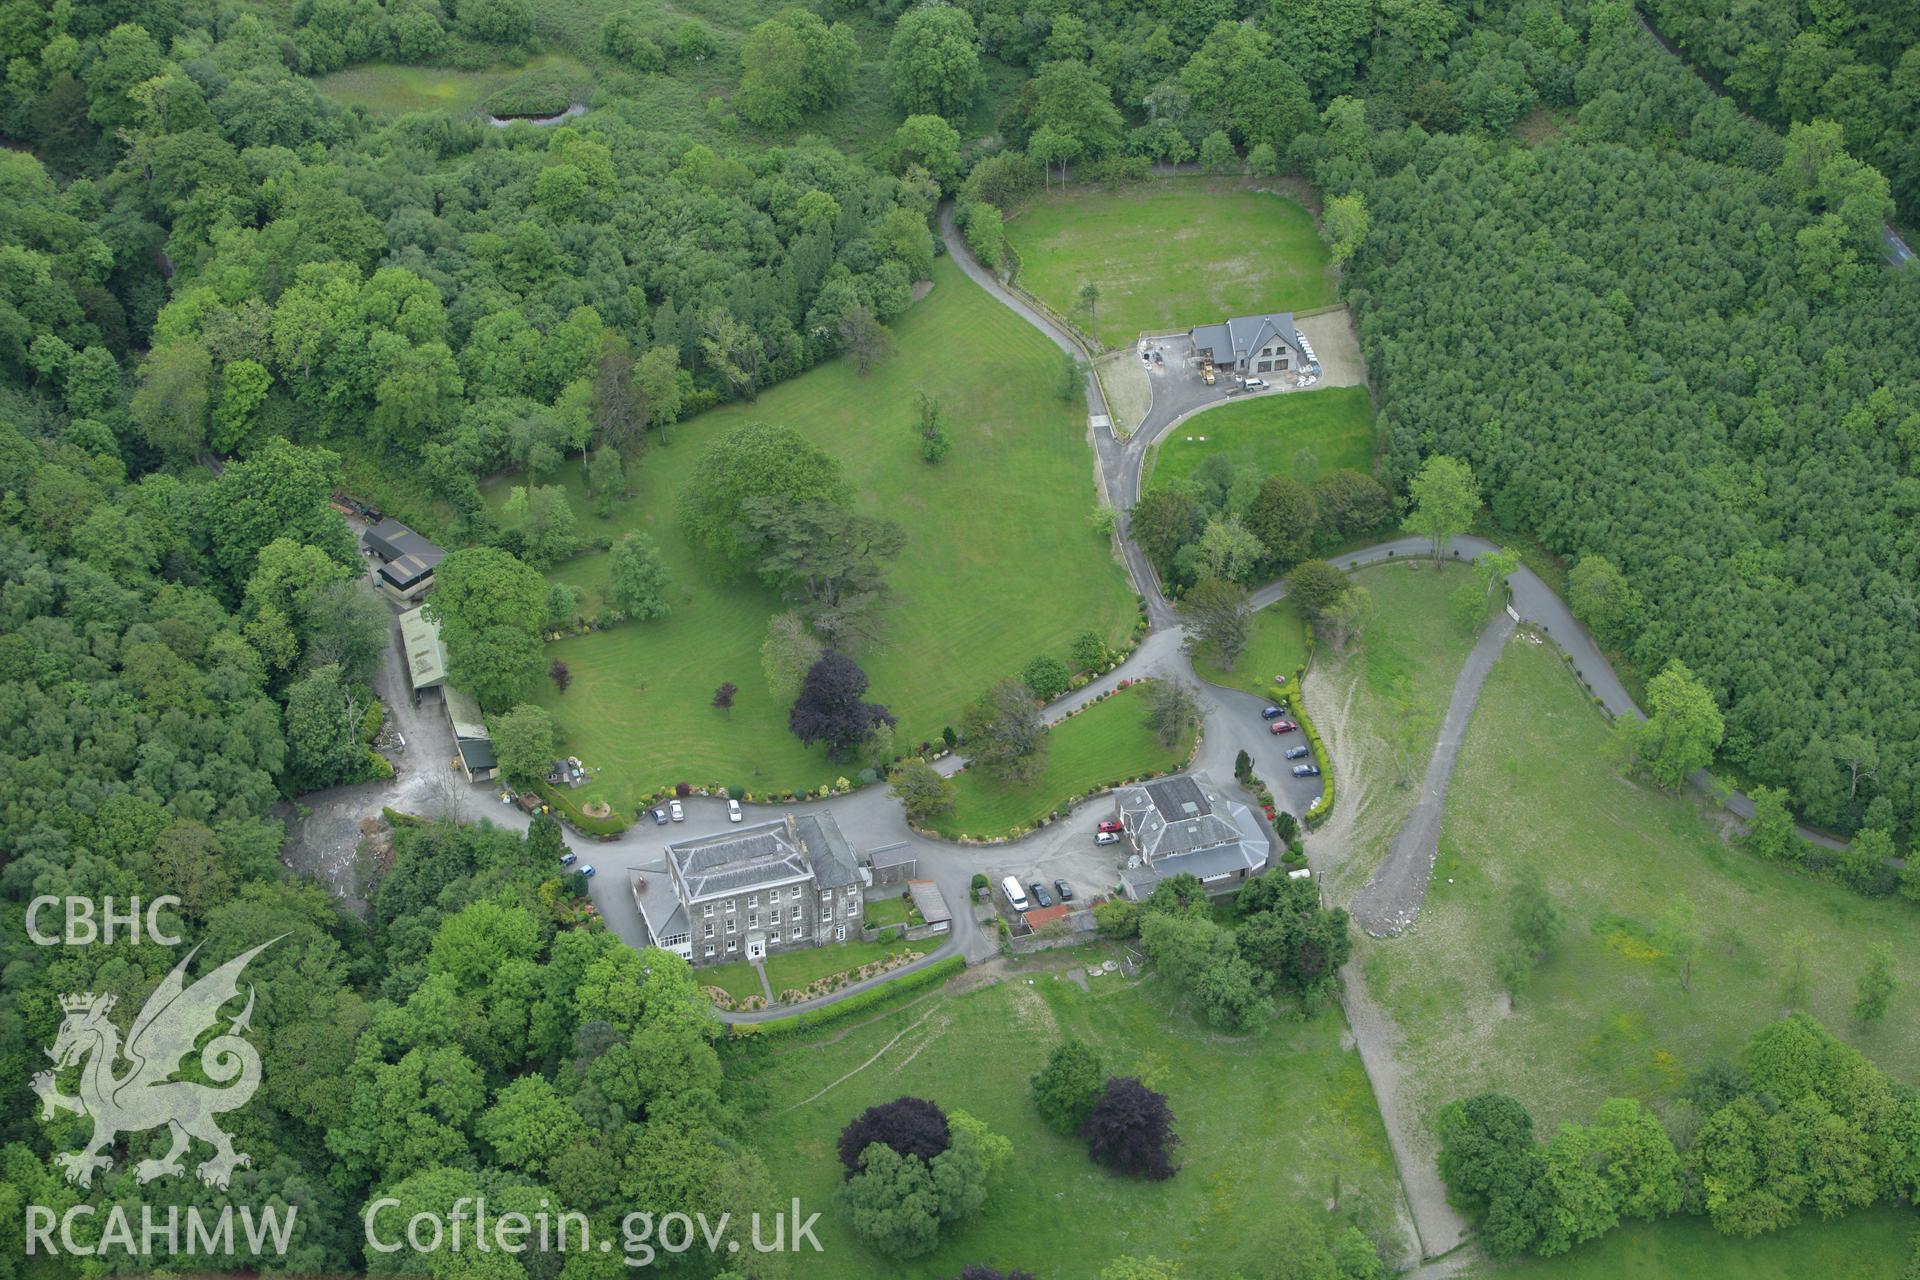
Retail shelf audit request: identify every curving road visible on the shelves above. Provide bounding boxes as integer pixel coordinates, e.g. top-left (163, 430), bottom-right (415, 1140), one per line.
top-left (1350, 611), bottom-right (1515, 937)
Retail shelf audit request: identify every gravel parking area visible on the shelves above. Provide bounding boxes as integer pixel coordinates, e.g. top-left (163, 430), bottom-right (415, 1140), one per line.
top-left (1296, 308), bottom-right (1366, 388)
top-left (1094, 349), bottom-right (1151, 436)
top-left (975, 814), bottom-right (1133, 906)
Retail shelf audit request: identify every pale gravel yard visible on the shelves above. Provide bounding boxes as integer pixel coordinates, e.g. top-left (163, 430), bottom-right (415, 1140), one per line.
top-left (1297, 307), bottom-right (1368, 388)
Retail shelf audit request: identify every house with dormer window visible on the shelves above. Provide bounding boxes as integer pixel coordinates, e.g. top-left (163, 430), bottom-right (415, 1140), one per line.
top-left (1188, 313), bottom-right (1314, 377)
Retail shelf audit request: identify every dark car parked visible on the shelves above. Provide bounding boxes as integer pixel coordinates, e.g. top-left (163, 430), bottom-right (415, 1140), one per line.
top-left (1284, 745), bottom-right (1310, 760)
top-left (1261, 705), bottom-right (1286, 719)
top-left (1292, 764), bottom-right (1322, 778)
top-left (1029, 882), bottom-right (1054, 909)
top-left (650, 807), bottom-right (669, 825)
top-left (1054, 879), bottom-right (1074, 901)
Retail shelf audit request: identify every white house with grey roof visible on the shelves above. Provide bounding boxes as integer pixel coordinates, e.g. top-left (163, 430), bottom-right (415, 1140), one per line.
top-left (1113, 772), bottom-right (1270, 900)
top-left (1188, 313), bottom-right (1314, 378)
top-left (628, 812), bottom-right (865, 965)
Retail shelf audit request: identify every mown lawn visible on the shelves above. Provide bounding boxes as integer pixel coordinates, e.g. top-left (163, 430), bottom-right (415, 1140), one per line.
top-left (1488, 1205), bottom-right (1916, 1279)
top-left (311, 53), bottom-right (592, 117)
top-left (488, 255), bottom-right (1136, 806)
top-left (1191, 600), bottom-right (1309, 699)
top-left (862, 894), bottom-right (917, 929)
top-left (1341, 560), bottom-right (1482, 717)
top-left (928, 683), bottom-right (1195, 839)
top-left (1002, 176), bottom-right (1335, 349)
top-left (1362, 635), bottom-right (1920, 1137)
top-left (1145, 385), bottom-right (1378, 491)
top-left (701, 960), bottom-right (765, 1005)
top-left (733, 963), bottom-right (1409, 1279)
top-left (764, 938), bottom-right (931, 995)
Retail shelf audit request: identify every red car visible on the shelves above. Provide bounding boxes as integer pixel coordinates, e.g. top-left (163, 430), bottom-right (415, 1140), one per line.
top-left (1268, 719), bottom-right (1298, 735)
top-left (1096, 819), bottom-right (1124, 833)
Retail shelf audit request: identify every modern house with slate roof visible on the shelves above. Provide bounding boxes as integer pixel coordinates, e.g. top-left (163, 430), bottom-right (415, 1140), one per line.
top-left (364, 518), bottom-right (446, 604)
top-left (1188, 313), bottom-right (1314, 378)
top-left (630, 812), bottom-right (866, 964)
top-left (1112, 772), bottom-right (1270, 900)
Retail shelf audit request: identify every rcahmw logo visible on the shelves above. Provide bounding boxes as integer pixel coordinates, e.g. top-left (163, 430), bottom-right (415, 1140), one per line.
top-left (25, 922), bottom-right (298, 1258)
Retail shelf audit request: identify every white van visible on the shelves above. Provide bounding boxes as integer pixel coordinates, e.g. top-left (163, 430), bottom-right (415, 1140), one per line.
top-left (1001, 876), bottom-right (1031, 913)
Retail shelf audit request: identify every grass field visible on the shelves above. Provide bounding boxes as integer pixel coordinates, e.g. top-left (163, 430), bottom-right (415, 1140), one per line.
top-left (312, 53), bottom-right (592, 117)
top-left (1490, 1205), bottom-right (1916, 1278)
top-left (1191, 600), bottom-right (1309, 699)
top-left (703, 937), bottom-right (932, 1004)
top-left (733, 960), bottom-right (1409, 1278)
top-left (1342, 561), bottom-right (1482, 723)
top-left (1360, 635), bottom-right (1920, 1137)
top-left (1002, 177), bottom-right (1335, 349)
top-left (1144, 386), bottom-right (1378, 491)
top-left (928, 683), bottom-right (1196, 839)
top-left (488, 255), bottom-right (1135, 805)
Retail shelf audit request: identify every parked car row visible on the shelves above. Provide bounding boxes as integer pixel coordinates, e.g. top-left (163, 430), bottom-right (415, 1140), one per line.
top-left (1003, 876), bottom-right (1075, 913)
top-left (1262, 706), bottom-right (1300, 736)
top-left (558, 853), bottom-right (596, 877)
top-left (1026, 878), bottom-right (1076, 908)
top-left (1262, 704), bottom-right (1319, 774)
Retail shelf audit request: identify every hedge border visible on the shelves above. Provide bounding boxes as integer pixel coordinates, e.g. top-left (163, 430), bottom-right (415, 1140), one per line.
top-left (1285, 664), bottom-right (1335, 827)
top-left (531, 780), bottom-right (630, 838)
top-left (727, 955), bottom-right (965, 1041)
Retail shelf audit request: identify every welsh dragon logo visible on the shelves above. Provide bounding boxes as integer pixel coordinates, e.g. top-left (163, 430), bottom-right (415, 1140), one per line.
top-left (32, 939), bottom-right (277, 1190)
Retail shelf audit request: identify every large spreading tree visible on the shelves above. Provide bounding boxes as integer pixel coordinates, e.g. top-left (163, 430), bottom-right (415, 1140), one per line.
top-left (960, 677), bottom-right (1048, 783)
top-left (1402, 454), bottom-right (1480, 568)
top-left (1084, 1077), bottom-right (1179, 1181)
top-left (427, 546), bottom-right (550, 710)
top-left (681, 421), bottom-right (849, 571)
top-left (886, 3), bottom-right (982, 120)
top-left (789, 651), bottom-right (896, 761)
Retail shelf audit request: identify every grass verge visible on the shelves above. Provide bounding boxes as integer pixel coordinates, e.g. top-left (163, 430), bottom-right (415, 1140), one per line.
top-left (1144, 385), bottom-right (1378, 491)
top-left (1190, 601), bottom-right (1309, 700)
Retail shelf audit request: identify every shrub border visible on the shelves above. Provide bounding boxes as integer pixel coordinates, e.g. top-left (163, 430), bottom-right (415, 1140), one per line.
top-left (727, 954), bottom-right (965, 1041)
top-left (1285, 664), bottom-right (1335, 827)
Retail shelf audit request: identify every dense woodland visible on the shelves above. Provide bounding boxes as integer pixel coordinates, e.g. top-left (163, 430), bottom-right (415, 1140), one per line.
top-left (1319, 0), bottom-right (1920, 840)
top-left (1, 0), bottom-right (1918, 1273)
top-left (1637, 0), bottom-right (1920, 221)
